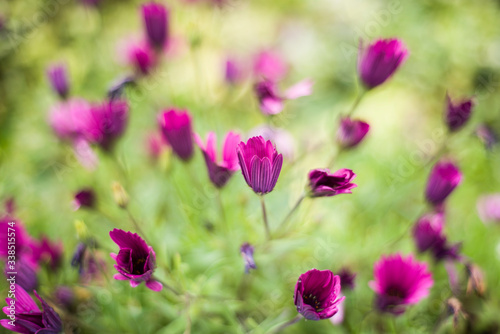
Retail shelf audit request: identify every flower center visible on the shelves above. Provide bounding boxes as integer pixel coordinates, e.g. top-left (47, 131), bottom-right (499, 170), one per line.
top-left (132, 257), bottom-right (146, 275)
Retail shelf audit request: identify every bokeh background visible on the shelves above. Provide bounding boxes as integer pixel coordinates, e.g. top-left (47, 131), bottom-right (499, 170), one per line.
top-left (1, 0), bottom-right (500, 333)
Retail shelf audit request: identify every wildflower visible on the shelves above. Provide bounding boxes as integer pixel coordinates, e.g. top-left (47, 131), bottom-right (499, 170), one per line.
top-left (73, 189), bottom-right (96, 211)
top-left (158, 109), bottom-right (194, 161)
top-left (475, 124), bottom-right (497, 150)
top-left (142, 2), bottom-right (169, 50)
top-left (109, 229), bottom-right (163, 291)
top-left (338, 267), bottom-right (356, 291)
top-left (445, 93), bottom-right (474, 132)
top-left (425, 160), bottom-right (462, 206)
top-left (46, 63), bottom-right (69, 99)
top-left (294, 269), bottom-right (345, 320)
top-left (253, 50), bottom-right (288, 82)
top-left (337, 117), bottom-right (370, 149)
top-left (308, 169), bottom-right (357, 198)
top-left (254, 79), bottom-right (313, 115)
top-left (477, 194), bottom-right (500, 224)
top-left (48, 98), bottom-right (90, 142)
top-left (240, 243), bottom-right (256, 273)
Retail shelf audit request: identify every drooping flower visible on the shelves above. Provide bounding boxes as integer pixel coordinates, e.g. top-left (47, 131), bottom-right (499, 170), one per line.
top-left (338, 267), bottom-right (356, 291)
top-left (477, 194), bottom-right (500, 224)
top-left (0, 284), bottom-right (62, 334)
top-left (109, 229), bottom-right (163, 291)
top-left (337, 117), bottom-right (370, 149)
top-left (73, 189), bottom-right (96, 211)
top-left (195, 131), bottom-right (240, 188)
top-left (254, 79), bottom-right (313, 115)
top-left (240, 243), bottom-right (256, 274)
top-left (308, 169), bottom-right (357, 198)
top-left (413, 212), bottom-right (444, 253)
top-left (46, 63), bottom-right (69, 99)
top-left (358, 38), bottom-right (408, 89)
top-left (425, 161), bottom-right (462, 206)
top-left (142, 2), bottom-right (169, 50)
top-left (369, 253), bottom-right (433, 315)
top-left (294, 269), bottom-right (345, 320)
top-left (48, 98), bottom-right (90, 142)
top-left (158, 109), bottom-right (194, 161)
top-left (445, 93), bottom-right (474, 132)
top-left (253, 50), bottom-right (288, 82)
top-left (236, 136), bottom-right (283, 195)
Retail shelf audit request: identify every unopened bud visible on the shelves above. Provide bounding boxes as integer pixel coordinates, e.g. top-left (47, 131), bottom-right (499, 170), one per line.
top-left (112, 181), bottom-right (129, 209)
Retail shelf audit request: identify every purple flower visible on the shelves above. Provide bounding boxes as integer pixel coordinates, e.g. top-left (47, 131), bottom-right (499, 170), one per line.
top-left (71, 243), bottom-right (87, 275)
top-left (475, 124), bottom-right (497, 150)
top-left (294, 269), bottom-right (345, 320)
top-left (31, 237), bottom-right (63, 270)
top-left (1, 284), bottom-right (62, 334)
top-left (338, 267), bottom-right (356, 291)
top-left (142, 2), bottom-right (169, 50)
top-left (46, 63), bottom-right (69, 99)
top-left (358, 38), bottom-right (408, 89)
top-left (4, 258), bottom-right (38, 292)
top-left (412, 213), bottom-right (444, 253)
top-left (369, 253), bottom-right (433, 315)
top-left (337, 117), bottom-right (370, 149)
top-left (109, 229), bottom-right (163, 291)
top-left (73, 188), bottom-right (96, 210)
top-left (159, 109), bottom-right (194, 161)
top-left (477, 194), bottom-right (500, 224)
top-left (80, 100), bottom-right (129, 151)
top-left (308, 169), bottom-right (357, 198)
top-left (236, 136), bottom-right (283, 195)
top-left (425, 161), bottom-right (462, 206)
top-left (225, 58), bottom-right (245, 85)
top-left (195, 131), bottom-right (241, 188)
top-left (445, 93), bottom-right (474, 132)
top-left (240, 243), bottom-right (256, 274)
top-left (253, 50), bottom-right (288, 82)
top-left (124, 39), bottom-right (157, 76)
top-left (254, 79), bottom-right (313, 115)
top-left (48, 98), bottom-right (90, 142)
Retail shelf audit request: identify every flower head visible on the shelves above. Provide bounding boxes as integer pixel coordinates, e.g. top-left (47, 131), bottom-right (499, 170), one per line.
top-left (142, 2), bottom-right (169, 50)
top-left (1, 284), bottom-right (62, 334)
top-left (195, 131), bottom-right (241, 188)
top-left (240, 243), bottom-right (256, 274)
top-left (338, 267), bottom-right (356, 291)
top-left (337, 117), bottom-right (370, 149)
top-left (48, 98), bottom-right (90, 142)
top-left (413, 212), bottom-right (444, 254)
top-left (73, 188), bottom-right (96, 211)
top-left (236, 136), bottom-right (283, 195)
top-left (308, 169), bottom-right (357, 198)
top-left (109, 229), bottom-right (162, 291)
top-left (477, 194), bottom-right (500, 224)
top-left (425, 160), bottom-right (462, 206)
top-left (225, 58), bottom-right (246, 85)
top-left (369, 253), bottom-right (433, 315)
top-left (159, 109), bottom-right (194, 161)
top-left (358, 38), bottom-right (408, 89)
top-left (253, 50), bottom-right (288, 82)
top-left (294, 269), bottom-right (345, 320)
top-left (254, 79), bottom-right (313, 115)
top-left (445, 93), bottom-right (474, 132)
top-left (46, 63), bottom-right (69, 99)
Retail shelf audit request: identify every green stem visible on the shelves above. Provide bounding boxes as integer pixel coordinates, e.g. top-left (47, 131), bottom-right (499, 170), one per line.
top-left (271, 315), bottom-right (302, 333)
top-left (346, 90), bottom-right (366, 117)
top-left (260, 196), bottom-right (271, 240)
top-left (278, 193), bottom-right (306, 231)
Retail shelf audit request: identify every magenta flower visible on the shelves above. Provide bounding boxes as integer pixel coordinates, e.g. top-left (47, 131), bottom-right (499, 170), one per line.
top-left (48, 98), bottom-right (90, 142)
top-left (475, 124), bottom-right (497, 150)
top-left (254, 79), bottom-right (313, 115)
top-left (445, 93), bottom-right (474, 132)
top-left (125, 39), bottom-right (157, 76)
top-left (477, 194), bottom-right (500, 224)
top-left (146, 132), bottom-right (167, 161)
top-left (425, 161), bottom-right (462, 206)
top-left (73, 188), bottom-right (96, 211)
top-left (158, 109), bottom-right (194, 161)
top-left (142, 2), bottom-right (169, 50)
top-left (195, 131), bottom-right (241, 188)
top-left (308, 169), bottom-right (357, 198)
top-left (240, 243), bottom-right (256, 274)
top-left (338, 267), bottom-right (356, 291)
top-left (31, 236), bottom-right (63, 270)
top-left (46, 63), bottom-right (69, 99)
top-left (1, 284), bottom-right (62, 334)
top-left (413, 213), bottom-right (444, 254)
top-left (253, 50), bottom-right (288, 82)
top-left (294, 269), bottom-right (345, 320)
top-left (358, 38), bottom-right (408, 89)
top-left (109, 229), bottom-right (163, 291)
top-left (236, 136), bottom-right (283, 195)
top-left (337, 117), bottom-right (370, 149)
top-left (225, 58), bottom-right (245, 85)
top-left (80, 99), bottom-right (129, 151)
top-left (369, 254), bottom-right (433, 314)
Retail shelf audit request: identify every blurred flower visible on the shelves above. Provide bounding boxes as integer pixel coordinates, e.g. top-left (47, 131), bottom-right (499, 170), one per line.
top-left (445, 93), bottom-right (474, 132)
top-left (425, 160), bottom-right (462, 207)
top-left (112, 182), bottom-right (129, 209)
top-left (308, 169), bottom-right (357, 198)
top-left (123, 39), bottom-right (157, 76)
top-left (337, 117), bottom-right (370, 149)
top-left (3, 198), bottom-right (15, 216)
top-left (236, 136), bottom-right (283, 195)
top-left (329, 296), bottom-right (345, 325)
top-left (249, 125), bottom-right (295, 160)
top-left (254, 79), bottom-right (313, 115)
top-left (338, 267), bottom-right (356, 291)
top-left (253, 50), bottom-right (288, 82)
top-left (73, 188), bottom-right (96, 211)
top-left (80, 99), bottom-right (129, 151)
top-left (465, 263), bottom-right (486, 296)
top-left (413, 212), bottom-right (444, 253)
top-left (225, 58), bottom-right (246, 85)
top-left (31, 236), bottom-right (63, 270)
top-left (142, 2), bottom-right (169, 50)
top-left (369, 253), bottom-right (433, 315)
top-left (46, 63), bottom-right (69, 99)
top-left (0, 218), bottom-right (36, 268)
top-left (477, 194), bottom-right (500, 224)
top-left (358, 38), bottom-right (408, 89)
top-left (146, 132), bottom-right (168, 161)
top-left (240, 243), bottom-right (256, 274)
top-left (159, 109), bottom-right (194, 161)
top-left (447, 297), bottom-right (467, 329)
top-left (109, 229), bottom-right (163, 291)
top-left (54, 286), bottom-right (75, 310)
top-left (475, 124), bottom-right (497, 150)
top-left (4, 258), bottom-right (38, 292)
top-left (71, 243), bottom-right (87, 275)
top-left (293, 269), bottom-right (345, 320)
top-left (0, 284), bottom-right (62, 333)
top-left (72, 137), bottom-right (99, 171)
top-left (49, 98), bottom-right (90, 141)
top-left (195, 131), bottom-right (241, 188)
top-left (108, 76), bottom-right (135, 100)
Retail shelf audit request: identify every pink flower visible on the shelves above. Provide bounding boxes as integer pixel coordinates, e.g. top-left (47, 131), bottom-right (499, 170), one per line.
top-left (141, 2), bottom-right (169, 50)
top-left (425, 160), bottom-right (462, 206)
top-left (337, 117), bottom-right (370, 149)
top-left (254, 79), bottom-right (313, 115)
top-left (308, 169), bottom-right (357, 198)
top-left (158, 109), bottom-right (194, 161)
top-left (48, 98), bottom-right (90, 141)
top-left (477, 194), bottom-right (500, 224)
top-left (253, 50), bottom-right (288, 81)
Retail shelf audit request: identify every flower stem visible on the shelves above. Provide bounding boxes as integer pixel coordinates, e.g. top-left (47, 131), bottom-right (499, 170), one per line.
top-left (272, 315), bottom-right (302, 333)
top-left (260, 196), bottom-right (271, 240)
top-left (126, 208), bottom-right (149, 244)
top-left (346, 89), bottom-right (366, 117)
top-left (216, 189), bottom-right (227, 230)
top-left (153, 276), bottom-right (182, 296)
top-left (278, 193), bottom-right (306, 231)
